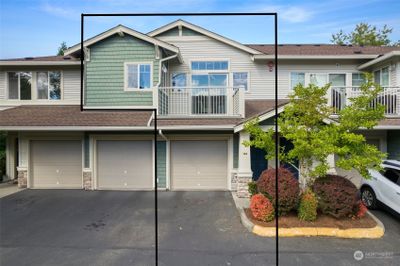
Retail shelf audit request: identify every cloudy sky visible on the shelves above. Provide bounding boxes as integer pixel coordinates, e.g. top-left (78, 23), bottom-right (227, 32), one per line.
top-left (0, 0), bottom-right (399, 58)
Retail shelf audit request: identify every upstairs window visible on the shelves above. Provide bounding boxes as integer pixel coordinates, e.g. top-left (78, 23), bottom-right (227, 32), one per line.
top-left (233, 72), bottom-right (248, 91)
top-left (352, 73), bottom-right (366, 87)
top-left (290, 72), bottom-right (305, 89)
top-left (36, 71), bottom-right (61, 100)
top-left (191, 61), bottom-right (228, 71)
top-left (125, 63), bottom-right (151, 90)
top-left (374, 67), bottom-right (389, 87)
top-left (171, 73), bottom-right (187, 87)
top-left (7, 72), bottom-right (32, 100)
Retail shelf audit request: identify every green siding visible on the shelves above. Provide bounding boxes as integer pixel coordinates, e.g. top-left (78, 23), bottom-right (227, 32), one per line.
top-left (233, 133), bottom-right (239, 168)
top-left (84, 133), bottom-right (90, 168)
top-left (182, 27), bottom-right (202, 36)
top-left (157, 141), bottom-right (167, 188)
top-left (86, 34), bottom-right (159, 106)
top-left (387, 130), bottom-right (400, 160)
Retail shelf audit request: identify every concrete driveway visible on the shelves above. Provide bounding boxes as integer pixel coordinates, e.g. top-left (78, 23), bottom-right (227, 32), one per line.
top-left (0, 190), bottom-right (399, 266)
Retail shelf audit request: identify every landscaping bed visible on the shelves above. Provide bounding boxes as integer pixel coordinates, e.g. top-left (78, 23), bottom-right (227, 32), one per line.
top-left (245, 208), bottom-right (377, 229)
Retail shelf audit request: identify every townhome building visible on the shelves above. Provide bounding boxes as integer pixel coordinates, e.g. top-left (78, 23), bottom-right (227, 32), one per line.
top-left (1, 20), bottom-right (399, 196)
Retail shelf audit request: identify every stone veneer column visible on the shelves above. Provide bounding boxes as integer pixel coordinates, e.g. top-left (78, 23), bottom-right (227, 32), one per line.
top-left (236, 132), bottom-right (253, 198)
top-left (17, 167), bottom-right (28, 188)
top-left (83, 169), bottom-right (93, 190)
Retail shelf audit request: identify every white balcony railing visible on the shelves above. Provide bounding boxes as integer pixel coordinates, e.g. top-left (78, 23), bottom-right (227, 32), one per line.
top-left (158, 87), bottom-right (244, 117)
top-left (329, 86), bottom-right (400, 116)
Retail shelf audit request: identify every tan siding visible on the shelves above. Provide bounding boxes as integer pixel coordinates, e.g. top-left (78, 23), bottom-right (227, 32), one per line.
top-left (160, 36), bottom-right (363, 99)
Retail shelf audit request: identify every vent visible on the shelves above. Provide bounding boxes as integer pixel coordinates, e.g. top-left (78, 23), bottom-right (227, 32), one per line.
top-left (314, 44), bottom-right (321, 47)
top-left (63, 56), bottom-right (71, 60)
top-left (353, 50), bottom-right (362, 54)
top-left (24, 57), bottom-right (34, 60)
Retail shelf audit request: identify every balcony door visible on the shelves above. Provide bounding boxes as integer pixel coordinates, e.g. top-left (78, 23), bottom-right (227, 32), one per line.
top-left (191, 74), bottom-right (228, 114)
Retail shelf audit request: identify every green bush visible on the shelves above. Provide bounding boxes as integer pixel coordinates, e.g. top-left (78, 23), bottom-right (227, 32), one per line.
top-left (312, 175), bottom-right (358, 218)
top-left (257, 167), bottom-right (299, 216)
top-left (298, 189), bottom-right (318, 221)
top-left (248, 181), bottom-right (257, 196)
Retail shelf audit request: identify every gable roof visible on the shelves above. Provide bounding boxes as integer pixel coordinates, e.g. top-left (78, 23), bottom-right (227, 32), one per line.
top-left (147, 19), bottom-right (263, 55)
top-left (358, 50), bottom-right (400, 70)
top-left (64, 24), bottom-right (180, 56)
top-left (0, 55), bottom-right (80, 66)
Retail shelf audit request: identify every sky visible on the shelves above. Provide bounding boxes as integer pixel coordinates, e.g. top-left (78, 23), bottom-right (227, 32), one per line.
top-left (0, 0), bottom-right (399, 58)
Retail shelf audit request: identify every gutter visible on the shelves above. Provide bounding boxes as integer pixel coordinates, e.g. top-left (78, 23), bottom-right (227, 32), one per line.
top-left (357, 51), bottom-right (400, 70)
top-left (158, 129), bottom-right (168, 141)
top-left (155, 53), bottom-right (180, 88)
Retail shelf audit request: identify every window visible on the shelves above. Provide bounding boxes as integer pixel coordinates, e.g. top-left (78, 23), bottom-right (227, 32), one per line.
top-left (191, 74), bottom-right (227, 87)
top-left (7, 72), bottom-right (32, 100)
top-left (352, 73), bottom-right (365, 87)
top-left (233, 72), bottom-right (248, 91)
top-left (310, 74), bottom-right (328, 87)
top-left (329, 74), bottom-right (346, 87)
top-left (125, 63), bottom-right (151, 90)
top-left (36, 71), bottom-right (61, 100)
top-left (191, 61), bottom-right (228, 71)
top-left (171, 73), bottom-right (187, 87)
top-left (381, 168), bottom-right (400, 184)
top-left (374, 67), bottom-right (389, 87)
top-left (290, 72), bottom-right (305, 89)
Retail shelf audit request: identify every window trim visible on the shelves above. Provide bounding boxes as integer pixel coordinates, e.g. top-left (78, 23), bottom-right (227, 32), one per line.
top-left (6, 71), bottom-right (33, 100)
top-left (36, 71), bottom-right (63, 101)
top-left (232, 72), bottom-right (250, 92)
top-left (171, 72), bottom-right (188, 87)
top-left (351, 72), bottom-right (366, 87)
top-left (124, 62), bottom-right (153, 91)
top-left (374, 65), bottom-right (390, 87)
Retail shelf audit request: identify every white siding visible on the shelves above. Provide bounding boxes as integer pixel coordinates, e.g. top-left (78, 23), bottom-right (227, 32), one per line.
top-left (63, 69), bottom-right (80, 102)
top-left (160, 35), bottom-right (363, 99)
top-left (0, 72), bottom-right (5, 99)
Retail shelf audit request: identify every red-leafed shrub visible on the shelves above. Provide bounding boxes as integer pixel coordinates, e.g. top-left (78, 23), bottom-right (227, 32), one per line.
top-left (298, 189), bottom-right (318, 221)
top-left (312, 175), bottom-right (358, 218)
top-left (250, 193), bottom-right (275, 222)
top-left (257, 167), bottom-right (299, 216)
top-left (353, 200), bottom-right (368, 219)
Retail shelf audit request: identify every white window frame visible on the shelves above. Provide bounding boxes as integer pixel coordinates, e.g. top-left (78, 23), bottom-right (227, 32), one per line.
top-left (189, 58), bottom-right (230, 73)
top-left (171, 72), bottom-right (188, 87)
top-left (124, 62), bottom-right (153, 91)
top-left (351, 72), bottom-right (366, 87)
top-left (374, 65), bottom-right (390, 87)
top-left (289, 72), bottom-right (305, 90)
top-left (232, 72), bottom-right (250, 92)
top-left (36, 71), bottom-right (63, 101)
top-left (6, 71), bottom-right (33, 100)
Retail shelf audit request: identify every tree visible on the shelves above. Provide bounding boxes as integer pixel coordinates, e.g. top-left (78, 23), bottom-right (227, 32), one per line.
top-left (331, 23), bottom-right (394, 46)
top-left (57, 41), bottom-right (68, 56)
top-left (243, 73), bottom-right (386, 190)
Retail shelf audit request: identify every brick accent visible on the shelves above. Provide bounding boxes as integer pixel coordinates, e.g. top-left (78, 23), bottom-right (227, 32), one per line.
top-left (231, 173), bottom-right (238, 191)
top-left (236, 175), bottom-right (252, 198)
top-left (83, 170), bottom-right (92, 190)
top-left (17, 169), bottom-right (27, 188)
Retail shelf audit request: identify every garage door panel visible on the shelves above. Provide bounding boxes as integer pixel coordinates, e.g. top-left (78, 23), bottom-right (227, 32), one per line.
top-left (31, 140), bottom-right (82, 188)
top-left (171, 140), bottom-right (228, 190)
top-left (97, 140), bottom-right (152, 190)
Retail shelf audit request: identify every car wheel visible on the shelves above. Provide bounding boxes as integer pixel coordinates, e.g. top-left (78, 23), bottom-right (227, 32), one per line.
top-left (361, 187), bottom-right (377, 209)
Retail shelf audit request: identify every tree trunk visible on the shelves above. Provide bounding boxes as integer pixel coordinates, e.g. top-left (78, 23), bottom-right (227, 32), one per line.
top-left (298, 160), bottom-right (310, 191)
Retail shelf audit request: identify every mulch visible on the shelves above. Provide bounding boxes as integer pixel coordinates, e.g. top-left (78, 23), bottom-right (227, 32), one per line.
top-left (244, 208), bottom-right (377, 229)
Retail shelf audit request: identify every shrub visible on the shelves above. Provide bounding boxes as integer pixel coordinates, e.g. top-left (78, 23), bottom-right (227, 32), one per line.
top-left (257, 167), bottom-right (299, 215)
top-left (250, 193), bottom-right (275, 222)
top-left (353, 200), bottom-right (368, 219)
top-left (248, 181), bottom-right (258, 196)
top-left (312, 175), bottom-right (358, 218)
top-left (298, 189), bottom-right (318, 221)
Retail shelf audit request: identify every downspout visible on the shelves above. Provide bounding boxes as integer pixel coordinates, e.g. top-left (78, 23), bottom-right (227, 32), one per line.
top-left (158, 130), bottom-right (170, 190)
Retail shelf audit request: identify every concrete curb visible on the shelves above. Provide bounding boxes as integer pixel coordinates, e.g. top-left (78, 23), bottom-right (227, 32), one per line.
top-left (232, 193), bottom-right (385, 238)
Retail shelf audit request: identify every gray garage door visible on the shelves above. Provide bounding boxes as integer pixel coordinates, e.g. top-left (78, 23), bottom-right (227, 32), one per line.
top-left (31, 140), bottom-right (82, 188)
top-left (97, 140), bottom-right (153, 190)
top-left (171, 140), bottom-right (228, 190)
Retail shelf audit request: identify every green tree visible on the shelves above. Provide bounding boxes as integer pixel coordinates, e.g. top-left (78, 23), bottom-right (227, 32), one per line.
top-left (244, 73), bottom-right (386, 190)
top-left (57, 41), bottom-right (68, 56)
top-left (331, 23), bottom-right (394, 46)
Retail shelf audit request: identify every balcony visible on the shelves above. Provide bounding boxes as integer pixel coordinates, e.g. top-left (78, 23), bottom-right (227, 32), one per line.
top-left (158, 87), bottom-right (245, 117)
top-left (329, 86), bottom-right (400, 116)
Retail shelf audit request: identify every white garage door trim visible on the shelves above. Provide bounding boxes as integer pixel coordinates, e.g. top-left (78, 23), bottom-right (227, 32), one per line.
top-left (93, 135), bottom-right (155, 190)
top-left (170, 139), bottom-right (229, 191)
top-left (29, 139), bottom-right (83, 189)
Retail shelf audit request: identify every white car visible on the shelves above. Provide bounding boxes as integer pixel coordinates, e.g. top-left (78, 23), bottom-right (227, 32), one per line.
top-left (360, 160), bottom-right (400, 214)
